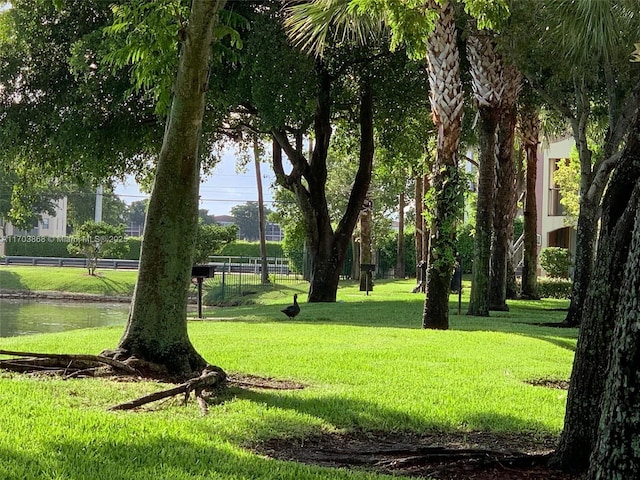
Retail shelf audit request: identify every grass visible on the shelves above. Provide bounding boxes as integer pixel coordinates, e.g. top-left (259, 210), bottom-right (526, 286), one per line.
top-left (0, 270), bottom-right (576, 480)
top-left (0, 266), bottom-right (137, 296)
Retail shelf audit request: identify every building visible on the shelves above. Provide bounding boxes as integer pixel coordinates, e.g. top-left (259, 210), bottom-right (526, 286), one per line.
top-left (536, 137), bottom-right (577, 275)
top-left (0, 198), bottom-right (68, 255)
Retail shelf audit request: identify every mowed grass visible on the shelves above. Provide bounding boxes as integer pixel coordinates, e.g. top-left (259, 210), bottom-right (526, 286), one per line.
top-left (0, 273), bottom-right (576, 480)
top-left (0, 266), bottom-right (137, 296)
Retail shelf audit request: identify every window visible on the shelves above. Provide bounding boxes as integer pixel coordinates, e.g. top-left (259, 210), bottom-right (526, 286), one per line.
top-left (548, 158), bottom-right (567, 216)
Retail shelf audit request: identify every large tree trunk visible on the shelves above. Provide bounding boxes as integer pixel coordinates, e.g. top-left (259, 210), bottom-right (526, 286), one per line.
top-left (272, 70), bottom-right (374, 302)
top-left (519, 104), bottom-right (540, 300)
top-left (467, 106), bottom-right (498, 317)
top-left (562, 194), bottom-right (598, 326)
top-left (553, 116), bottom-right (640, 473)
top-left (112, 0), bottom-right (226, 380)
top-left (422, 1), bottom-right (463, 330)
top-left (588, 181), bottom-right (640, 479)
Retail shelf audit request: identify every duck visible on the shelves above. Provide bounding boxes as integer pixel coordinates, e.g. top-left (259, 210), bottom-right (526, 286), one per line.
top-left (281, 294), bottom-right (300, 318)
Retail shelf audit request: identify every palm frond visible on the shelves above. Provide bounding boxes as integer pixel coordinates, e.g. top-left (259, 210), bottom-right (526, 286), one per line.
top-left (284, 0), bottom-right (385, 57)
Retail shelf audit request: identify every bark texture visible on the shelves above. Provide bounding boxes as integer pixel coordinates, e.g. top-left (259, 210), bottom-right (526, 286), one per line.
top-left (466, 32), bottom-right (502, 317)
top-left (114, 0), bottom-right (226, 379)
top-left (518, 104), bottom-right (540, 300)
top-left (422, 1), bottom-right (463, 330)
top-left (489, 65), bottom-right (521, 310)
top-left (588, 186), bottom-right (640, 479)
top-left (554, 120), bottom-right (640, 473)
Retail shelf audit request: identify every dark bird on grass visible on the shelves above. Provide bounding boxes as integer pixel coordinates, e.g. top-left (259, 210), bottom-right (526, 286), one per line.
top-left (281, 294), bottom-right (300, 318)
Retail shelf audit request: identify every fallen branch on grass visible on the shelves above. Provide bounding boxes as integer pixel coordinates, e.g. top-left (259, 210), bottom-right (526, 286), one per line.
top-left (108, 368), bottom-right (225, 414)
top-left (0, 349), bottom-right (140, 376)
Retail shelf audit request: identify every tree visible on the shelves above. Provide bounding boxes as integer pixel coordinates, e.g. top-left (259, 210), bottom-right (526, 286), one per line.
top-left (67, 221), bottom-right (128, 275)
top-left (230, 202), bottom-right (266, 242)
top-left (0, 0), bottom-right (162, 185)
top-left (421, 1), bottom-right (465, 328)
top-left (489, 63), bottom-right (521, 311)
top-left (193, 222), bottom-right (238, 265)
top-left (553, 99), bottom-right (640, 474)
top-left (507, 0), bottom-right (640, 327)
top-left (66, 186), bottom-right (129, 231)
top-left (518, 96), bottom-right (540, 300)
top-left (285, 0), bottom-right (508, 317)
top-left (0, 159), bottom-right (66, 232)
top-left (465, 30), bottom-right (504, 317)
top-left (107, 0), bottom-right (228, 379)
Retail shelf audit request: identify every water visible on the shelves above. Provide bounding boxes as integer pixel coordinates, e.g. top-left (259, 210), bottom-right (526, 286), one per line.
top-left (0, 299), bottom-right (129, 337)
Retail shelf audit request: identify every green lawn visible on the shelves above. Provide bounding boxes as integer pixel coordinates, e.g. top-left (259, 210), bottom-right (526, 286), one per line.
top-left (0, 272), bottom-right (576, 480)
top-left (0, 266), bottom-right (137, 296)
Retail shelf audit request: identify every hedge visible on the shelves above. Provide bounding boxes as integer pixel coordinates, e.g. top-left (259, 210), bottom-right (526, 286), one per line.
top-left (537, 277), bottom-right (573, 299)
top-left (218, 241), bottom-right (283, 258)
top-left (5, 236), bottom-right (142, 260)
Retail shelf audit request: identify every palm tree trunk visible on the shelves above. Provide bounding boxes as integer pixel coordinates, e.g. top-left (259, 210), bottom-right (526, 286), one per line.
top-left (467, 106), bottom-right (498, 316)
top-left (422, 1), bottom-right (463, 330)
top-left (519, 104), bottom-right (541, 300)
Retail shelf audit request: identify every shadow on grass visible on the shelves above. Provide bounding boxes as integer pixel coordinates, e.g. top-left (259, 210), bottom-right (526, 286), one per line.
top-left (0, 436), bottom-right (378, 480)
top-left (231, 388), bottom-right (555, 436)
top-left (93, 275), bottom-right (134, 296)
top-left (0, 271), bottom-right (29, 291)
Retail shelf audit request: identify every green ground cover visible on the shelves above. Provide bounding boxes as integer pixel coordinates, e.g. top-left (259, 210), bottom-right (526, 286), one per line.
top-left (0, 266), bottom-right (137, 296)
top-left (0, 272), bottom-right (575, 480)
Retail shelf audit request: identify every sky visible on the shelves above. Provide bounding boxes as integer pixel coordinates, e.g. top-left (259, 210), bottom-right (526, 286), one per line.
top-left (114, 148), bottom-right (276, 217)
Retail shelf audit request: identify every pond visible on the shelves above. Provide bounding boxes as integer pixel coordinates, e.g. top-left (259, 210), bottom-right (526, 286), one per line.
top-left (0, 299), bottom-right (129, 337)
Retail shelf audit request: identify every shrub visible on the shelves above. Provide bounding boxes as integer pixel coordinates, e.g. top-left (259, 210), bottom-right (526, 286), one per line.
top-left (67, 222), bottom-right (128, 275)
top-left (540, 247), bottom-right (572, 278)
top-left (538, 277), bottom-right (573, 299)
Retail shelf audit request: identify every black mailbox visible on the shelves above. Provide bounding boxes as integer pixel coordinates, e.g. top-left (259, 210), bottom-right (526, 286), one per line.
top-left (191, 265), bottom-right (216, 319)
top-left (191, 264), bottom-right (216, 278)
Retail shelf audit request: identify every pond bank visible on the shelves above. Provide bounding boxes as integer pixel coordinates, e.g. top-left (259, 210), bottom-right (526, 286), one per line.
top-left (0, 289), bottom-right (131, 303)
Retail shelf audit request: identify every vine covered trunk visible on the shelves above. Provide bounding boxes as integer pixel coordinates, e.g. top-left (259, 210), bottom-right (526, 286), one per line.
top-left (422, 1), bottom-right (463, 330)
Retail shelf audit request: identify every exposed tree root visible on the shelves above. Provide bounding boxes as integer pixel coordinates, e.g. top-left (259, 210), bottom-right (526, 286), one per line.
top-left (108, 367), bottom-right (225, 413)
top-left (0, 349), bottom-right (141, 376)
top-left (0, 350), bottom-right (227, 414)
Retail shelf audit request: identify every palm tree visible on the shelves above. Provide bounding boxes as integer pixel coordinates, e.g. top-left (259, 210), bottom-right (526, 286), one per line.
top-left (421, 0), bottom-right (464, 329)
top-left (465, 30), bottom-right (504, 317)
top-left (517, 97), bottom-right (540, 300)
top-left (490, 63), bottom-right (521, 310)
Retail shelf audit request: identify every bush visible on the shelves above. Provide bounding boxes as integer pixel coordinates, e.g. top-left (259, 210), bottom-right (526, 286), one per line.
top-left (540, 247), bottom-right (572, 278)
top-left (67, 222), bottom-right (129, 275)
top-left (538, 277), bottom-right (573, 299)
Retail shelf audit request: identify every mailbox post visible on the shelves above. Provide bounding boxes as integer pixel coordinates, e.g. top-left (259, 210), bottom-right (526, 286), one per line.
top-left (360, 263), bottom-right (376, 295)
top-left (191, 264), bottom-right (216, 319)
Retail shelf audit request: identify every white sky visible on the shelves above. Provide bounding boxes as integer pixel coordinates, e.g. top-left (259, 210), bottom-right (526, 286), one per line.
top-left (114, 149), bottom-right (276, 217)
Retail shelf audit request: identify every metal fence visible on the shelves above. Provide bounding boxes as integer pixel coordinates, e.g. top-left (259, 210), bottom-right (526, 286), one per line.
top-left (202, 255), bottom-right (307, 302)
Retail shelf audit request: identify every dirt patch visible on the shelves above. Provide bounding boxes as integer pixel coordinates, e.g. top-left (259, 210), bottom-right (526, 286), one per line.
top-left (526, 378), bottom-right (570, 390)
top-left (227, 373), bottom-right (306, 390)
top-left (254, 430), bottom-right (583, 479)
